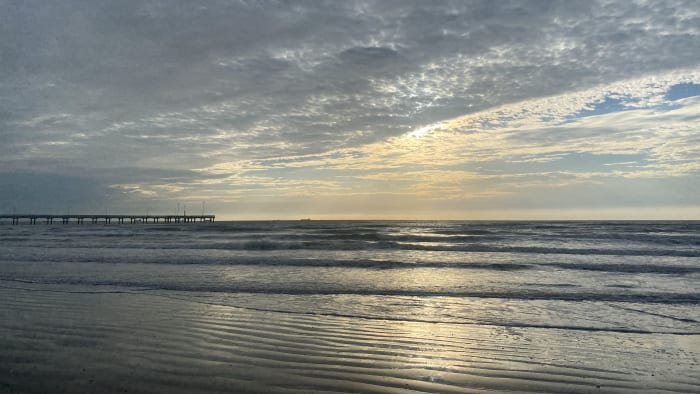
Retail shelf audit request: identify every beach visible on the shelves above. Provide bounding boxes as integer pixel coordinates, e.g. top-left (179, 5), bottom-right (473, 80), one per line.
top-left (1, 221), bottom-right (699, 393)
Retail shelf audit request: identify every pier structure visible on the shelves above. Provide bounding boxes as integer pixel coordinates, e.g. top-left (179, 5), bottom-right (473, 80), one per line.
top-left (0, 214), bottom-right (215, 225)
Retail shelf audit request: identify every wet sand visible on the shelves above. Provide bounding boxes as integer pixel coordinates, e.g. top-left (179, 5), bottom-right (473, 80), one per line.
top-left (1, 282), bottom-right (698, 393)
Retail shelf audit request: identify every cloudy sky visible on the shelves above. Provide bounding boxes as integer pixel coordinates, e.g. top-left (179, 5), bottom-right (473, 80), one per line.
top-left (2, 0), bottom-right (699, 219)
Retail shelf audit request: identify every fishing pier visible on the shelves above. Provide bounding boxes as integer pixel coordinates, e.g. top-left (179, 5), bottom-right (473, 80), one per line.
top-left (1, 214), bottom-right (215, 225)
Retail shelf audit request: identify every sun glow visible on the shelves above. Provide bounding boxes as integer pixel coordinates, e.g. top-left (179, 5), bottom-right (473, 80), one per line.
top-left (406, 124), bottom-right (441, 138)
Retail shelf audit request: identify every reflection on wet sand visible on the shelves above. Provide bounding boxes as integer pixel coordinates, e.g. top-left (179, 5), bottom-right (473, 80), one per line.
top-left (2, 283), bottom-right (698, 393)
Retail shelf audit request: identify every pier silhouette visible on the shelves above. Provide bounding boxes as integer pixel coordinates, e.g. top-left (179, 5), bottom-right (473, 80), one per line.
top-left (0, 214), bottom-right (215, 225)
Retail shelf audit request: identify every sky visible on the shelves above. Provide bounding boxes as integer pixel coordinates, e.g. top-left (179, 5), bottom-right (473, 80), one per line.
top-left (1, 0), bottom-right (699, 220)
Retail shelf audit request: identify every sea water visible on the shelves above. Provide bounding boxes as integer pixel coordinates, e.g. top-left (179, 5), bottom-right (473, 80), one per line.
top-left (1, 221), bottom-right (698, 393)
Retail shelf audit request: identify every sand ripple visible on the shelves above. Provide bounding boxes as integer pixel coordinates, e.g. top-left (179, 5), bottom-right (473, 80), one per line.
top-left (1, 285), bottom-right (699, 393)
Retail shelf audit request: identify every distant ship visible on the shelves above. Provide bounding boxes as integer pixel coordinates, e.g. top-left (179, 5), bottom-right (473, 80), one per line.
top-left (300, 218), bottom-right (311, 221)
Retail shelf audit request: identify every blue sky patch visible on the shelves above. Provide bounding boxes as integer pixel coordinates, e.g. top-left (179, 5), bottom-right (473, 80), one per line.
top-left (569, 96), bottom-right (638, 120)
top-left (665, 83), bottom-right (700, 101)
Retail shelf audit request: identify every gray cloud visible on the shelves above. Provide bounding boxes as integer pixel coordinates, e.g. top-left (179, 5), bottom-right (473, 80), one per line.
top-left (0, 171), bottom-right (118, 213)
top-left (1, 0), bottom-right (699, 214)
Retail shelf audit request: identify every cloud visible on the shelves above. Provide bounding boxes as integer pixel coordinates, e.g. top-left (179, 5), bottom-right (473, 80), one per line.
top-left (0, 171), bottom-right (120, 213)
top-left (193, 73), bottom-right (699, 211)
top-left (1, 1), bottom-right (699, 217)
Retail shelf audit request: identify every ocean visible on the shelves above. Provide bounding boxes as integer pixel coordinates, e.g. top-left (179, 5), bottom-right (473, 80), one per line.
top-left (1, 220), bottom-right (698, 393)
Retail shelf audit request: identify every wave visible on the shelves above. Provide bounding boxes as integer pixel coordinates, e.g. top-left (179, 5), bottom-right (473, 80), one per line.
top-left (389, 243), bottom-right (700, 257)
top-left (3, 252), bottom-right (700, 275)
top-left (3, 221), bottom-right (699, 258)
top-left (6, 252), bottom-right (700, 275)
top-left (551, 262), bottom-right (700, 274)
top-left (9, 238), bottom-right (699, 256)
top-left (2, 277), bottom-right (698, 304)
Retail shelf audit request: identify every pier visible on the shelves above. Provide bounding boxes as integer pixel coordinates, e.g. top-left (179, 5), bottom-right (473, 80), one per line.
top-left (0, 214), bottom-right (215, 225)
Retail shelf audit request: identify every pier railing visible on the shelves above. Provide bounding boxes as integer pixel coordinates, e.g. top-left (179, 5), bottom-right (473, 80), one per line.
top-left (0, 214), bottom-right (215, 225)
